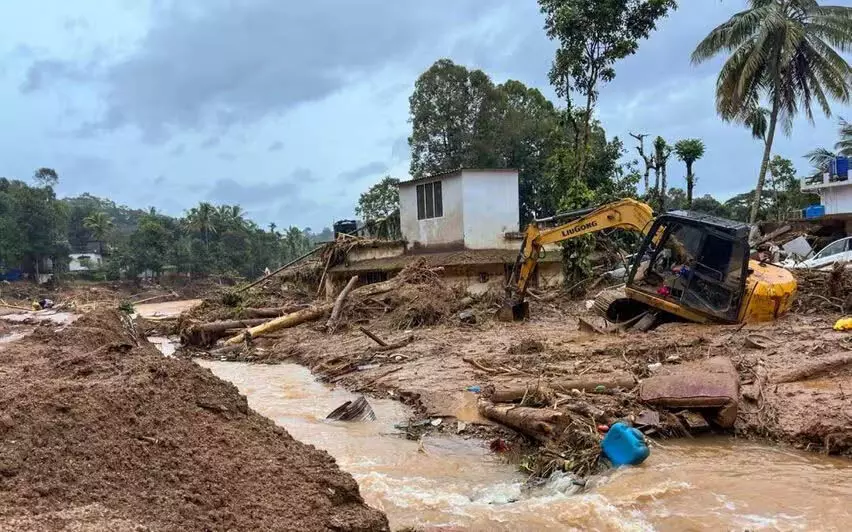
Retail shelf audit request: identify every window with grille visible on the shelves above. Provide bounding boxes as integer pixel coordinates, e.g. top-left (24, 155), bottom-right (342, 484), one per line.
top-left (416, 181), bottom-right (443, 220)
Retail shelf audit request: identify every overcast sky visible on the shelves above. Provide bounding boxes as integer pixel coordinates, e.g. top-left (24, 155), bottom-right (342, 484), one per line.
top-left (1, 1), bottom-right (847, 230)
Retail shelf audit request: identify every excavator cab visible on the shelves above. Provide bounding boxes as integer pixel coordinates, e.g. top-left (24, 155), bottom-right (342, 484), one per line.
top-left (624, 211), bottom-right (750, 324)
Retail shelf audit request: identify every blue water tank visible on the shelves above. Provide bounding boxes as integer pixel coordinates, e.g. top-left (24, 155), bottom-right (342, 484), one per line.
top-left (804, 204), bottom-right (825, 219)
top-left (831, 156), bottom-right (849, 178)
top-left (601, 422), bottom-right (650, 466)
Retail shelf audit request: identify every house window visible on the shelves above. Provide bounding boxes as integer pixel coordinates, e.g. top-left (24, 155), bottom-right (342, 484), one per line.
top-left (416, 181), bottom-right (443, 220)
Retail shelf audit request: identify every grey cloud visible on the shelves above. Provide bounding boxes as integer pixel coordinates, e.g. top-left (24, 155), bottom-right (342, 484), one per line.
top-left (290, 167), bottom-right (318, 184)
top-left (25, 0), bottom-right (512, 140)
top-left (337, 161), bottom-right (388, 182)
top-left (168, 143), bottom-right (185, 156)
top-left (200, 136), bottom-right (220, 149)
top-left (268, 140), bottom-right (284, 152)
top-left (218, 152), bottom-right (236, 161)
top-left (20, 59), bottom-right (94, 92)
top-left (206, 178), bottom-right (300, 207)
top-left (153, 174), bottom-right (166, 185)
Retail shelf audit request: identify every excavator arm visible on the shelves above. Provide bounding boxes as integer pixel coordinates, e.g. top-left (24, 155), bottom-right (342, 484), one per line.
top-left (500, 198), bottom-right (655, 320)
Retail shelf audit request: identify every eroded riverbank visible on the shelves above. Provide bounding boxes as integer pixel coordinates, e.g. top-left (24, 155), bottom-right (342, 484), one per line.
top-left (202, 359), bottom-right (852, 531)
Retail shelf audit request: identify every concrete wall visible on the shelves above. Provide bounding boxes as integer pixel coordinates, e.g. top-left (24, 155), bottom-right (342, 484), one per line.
top-left (461, 170), bottom-right (519, 250)
top-left (68, 253), bottom-right (102, 272)
top-left (820, 186), bottom-right (852, 215)
top-left (399, 173), bottom-right (464, 249)
top-left (346, 243), bottom-right (406, 262)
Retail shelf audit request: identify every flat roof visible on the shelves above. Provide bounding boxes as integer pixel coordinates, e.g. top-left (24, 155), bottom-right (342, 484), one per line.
top-left (398, 168), bottom-right (519, 187)
top-left (330, 247), bottom-right (559, 273)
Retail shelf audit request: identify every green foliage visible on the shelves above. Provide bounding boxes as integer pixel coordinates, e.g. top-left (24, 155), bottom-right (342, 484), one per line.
top-left (408, 59), bottom-right (503, 177)
top-left (118, 300), bottom-right (135, 314)
top-left (356, 176), bottom-right (402, 239)
top-left (692, 0), bottom-right (852, 222)
top-left (674, 138), bottom-right (706, 207)
top-left (539, 0), bottom-right (676, 179)
top-left (766, 155), bottom-right (820, 220)
top-left (33, 167), bottom-right (59, 187)
top-left (0, 176), bottom-right (68, 276)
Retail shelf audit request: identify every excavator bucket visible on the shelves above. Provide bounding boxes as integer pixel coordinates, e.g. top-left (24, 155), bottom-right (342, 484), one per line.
top-left (497, 301), bottom-right (529, 322)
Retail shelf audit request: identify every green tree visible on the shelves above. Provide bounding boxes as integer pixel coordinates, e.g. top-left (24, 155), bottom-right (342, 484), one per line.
top-left (836, 118), bottom-right (852, 155)
top-left (692, 0), bottom-right (852, 223)
top-left (692, 194), bottom-right (731, 218)
top-left (33, 167), bottom-right (59, 187)
top-left (83, 211), bottom-right (113, 256)
top-left (652, 136), bottom-right (672, 210)
top-left (767, 155), bottom-right (820, 219)
top-left (185, 202), bottom-right (217, 250)
top-left (673, 139), bottom-right (706, 208)
top-left (356, 176), bottom-right (402, 239)
top-left (408, 59), bottom-right (503, 177)
top-left (539, 0), bottom-right (676, 181)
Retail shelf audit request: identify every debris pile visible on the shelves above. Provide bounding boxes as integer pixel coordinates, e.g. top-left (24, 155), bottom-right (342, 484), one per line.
top-left (0, 309), bottom-right (388, 531)
top-left (792, 261), bottom-right (852, 314)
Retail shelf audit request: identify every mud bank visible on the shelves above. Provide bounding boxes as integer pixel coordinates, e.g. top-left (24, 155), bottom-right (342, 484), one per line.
top-left (0, 310), bottom-right (387, 531)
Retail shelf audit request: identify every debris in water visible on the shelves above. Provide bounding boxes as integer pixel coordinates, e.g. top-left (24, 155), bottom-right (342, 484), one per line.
top-left (326, 396), bottom-right (376, 422)
top-left (600, 421), bottom-right (650, 466)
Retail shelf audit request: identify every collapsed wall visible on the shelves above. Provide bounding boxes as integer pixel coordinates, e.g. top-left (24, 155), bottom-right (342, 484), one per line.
top-left (0, 310), bottom-right (388, 531)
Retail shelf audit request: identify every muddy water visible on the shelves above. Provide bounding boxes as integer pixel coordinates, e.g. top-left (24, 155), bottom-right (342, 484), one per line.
top-left (198, 361), bottom-right (852, 531)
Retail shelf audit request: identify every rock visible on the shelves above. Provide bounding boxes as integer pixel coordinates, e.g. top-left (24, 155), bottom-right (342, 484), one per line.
top-left (677, 410), bottom-right (711, 431)
top-left (458, 310), bottom-right (477, 324)
top-left (459, 296), bottom-right (474, 307)
top-left (648, 362), bottom-right (663, 373)
top-left (466, 282), bottom-right (493, 298)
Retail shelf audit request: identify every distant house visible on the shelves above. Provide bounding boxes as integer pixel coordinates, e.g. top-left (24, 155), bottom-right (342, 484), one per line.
top-left (68, 253), bottom-right (103, 272)
top-left (324, 169), bottom-right (562, 295)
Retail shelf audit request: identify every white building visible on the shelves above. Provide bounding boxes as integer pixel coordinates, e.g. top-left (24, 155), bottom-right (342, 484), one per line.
top-left (398, 168), bottom-right (520, 250)
top-left (324, 168), bottom-right (564, 295)
top-left (68, 252), bottom-right (103, 272)
top-left (802, 174), bottom-right (852, 216)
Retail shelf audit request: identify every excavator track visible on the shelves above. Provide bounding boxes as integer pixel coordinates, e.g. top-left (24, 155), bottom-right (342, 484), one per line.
top-left (593, 287), bottom-right (648, 323)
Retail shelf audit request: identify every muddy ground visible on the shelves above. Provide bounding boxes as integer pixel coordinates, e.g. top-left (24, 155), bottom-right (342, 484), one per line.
top-left (0, 310), bottom-right (387, 531)
top-left (196, 283), bottom-right (852, 461)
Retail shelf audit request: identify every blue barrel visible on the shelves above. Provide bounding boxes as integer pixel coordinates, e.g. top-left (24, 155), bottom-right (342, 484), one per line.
top-left (804, 204), bottom-right (825, 219)
top-left (601, 422), bottom-right (650, 466)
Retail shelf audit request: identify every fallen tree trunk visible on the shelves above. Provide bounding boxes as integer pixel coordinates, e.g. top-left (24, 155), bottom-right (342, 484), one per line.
top-left (326, 275), bottom-right (358, 332)
top-left (550, 373), bottom-right (636, 394)
top-left (359, 326), bottom-right (388, 346)
top-left (241, 306), bottom-right (307, 319)
top-left (487, 385), bottom-right (553, 404)
top-left (182, 318), bottom-right (272, 346)
top-left (370, 336), bottom-right (413, 352)
top-left (223, 274), bottom-right (413, 345)
top-left (477, 400), bottom-right (567, 441)
top-left (224, 305), bottom-right (331, 345)
top-left (771, 352), bottom-right (852, 384)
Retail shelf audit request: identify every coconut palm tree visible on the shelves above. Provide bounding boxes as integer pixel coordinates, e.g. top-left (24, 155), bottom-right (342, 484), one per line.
top-left (692, 0), bottom-right (852, 223)
top-left (674, 139), bottom-right (707, 208)
top-left (83, 211), bottom-right (112, 256)
top-left (185, 202), bottom-right (217, 250)
top-left (835, 117), bottom-right (852, 155)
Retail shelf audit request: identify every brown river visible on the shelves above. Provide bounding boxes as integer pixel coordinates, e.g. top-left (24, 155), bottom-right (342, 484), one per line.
top-left (196, 360), bottom-right (851, 531)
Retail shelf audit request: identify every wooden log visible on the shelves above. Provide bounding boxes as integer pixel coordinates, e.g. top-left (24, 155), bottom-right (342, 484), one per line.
top-left (369, 336), bottom-right (413, 352)
top-left (477, 400), bottom-right (567, 441)
top-left (326, 275), bottom-right (358, 332)
top-left (223, 275), bottom-right (409, 345)
top-left (488, 385), bottom-right (553, 403)
top-left (182, 318), bottom-right (271, 346)
top-left (359, 326), bottom-right (388, 347)
top-left (239, 245), bottom-right (324, 293)
top-left (771, 352), bottom-right (852, 384)
top-left (550, 373), bottom-right (636, 394)
top-left (223, 305), bottom-right (332, 345)
top-left (241, 306), bottom-right (306, 318)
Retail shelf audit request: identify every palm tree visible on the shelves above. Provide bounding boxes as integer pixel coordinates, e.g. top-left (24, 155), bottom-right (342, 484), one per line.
top-left (186, 202), bottom-right (217, 250)
top-left (674, 139), bottom-right (707, 208)
top-left (835, 117), bottom-right (852, 155)
top-left (692, 0), bottom-right (852, 223)
top-left (268, 222), bottom-right (277, 234)
top-left (83, 211), bottom-right (112, 256)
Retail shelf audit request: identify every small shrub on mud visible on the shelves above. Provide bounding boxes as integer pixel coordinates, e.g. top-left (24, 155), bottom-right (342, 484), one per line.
top-left (118, 300), bottom-right (135, 314)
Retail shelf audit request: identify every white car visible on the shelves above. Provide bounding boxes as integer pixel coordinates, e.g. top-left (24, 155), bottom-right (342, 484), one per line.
top-left (784, 236), bottom-right (852, 270)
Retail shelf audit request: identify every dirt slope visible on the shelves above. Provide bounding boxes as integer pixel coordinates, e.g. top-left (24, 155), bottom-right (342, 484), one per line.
top-left (0, 311), bottom-right (388, 531)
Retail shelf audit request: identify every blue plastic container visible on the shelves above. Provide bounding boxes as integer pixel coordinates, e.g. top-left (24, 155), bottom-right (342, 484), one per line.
top-left (601, 422), bottom-right (650, 466)
top-left (804, 204), bottom-right (825, 219)
top-left (831, 156), bottom-right (849, 178)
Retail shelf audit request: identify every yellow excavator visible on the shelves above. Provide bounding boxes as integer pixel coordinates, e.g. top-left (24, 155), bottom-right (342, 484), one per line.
top-left (500, 198), bottom-right (797, 329)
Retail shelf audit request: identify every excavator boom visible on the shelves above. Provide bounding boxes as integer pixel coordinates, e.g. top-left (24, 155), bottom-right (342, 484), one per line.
top-left (500, 198), bottom-right (654, 320)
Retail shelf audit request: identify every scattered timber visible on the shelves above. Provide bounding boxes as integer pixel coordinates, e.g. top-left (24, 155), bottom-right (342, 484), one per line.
top-left (359, 326), bottom-right (388, 347)
top-left (325, 276), bottom-right (358, 332)
top-left (477, 400), bottom-right (567, 441)
top-left (771, 352), bottom-right (852, 384)
top-left (182, 318), bottom-right (271, 346)
top-left (238, 245), bottom-right (324, 293)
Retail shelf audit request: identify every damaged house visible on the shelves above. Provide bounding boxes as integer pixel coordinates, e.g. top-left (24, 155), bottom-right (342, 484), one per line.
top-left (324, 169), bottom-right (563, 295)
